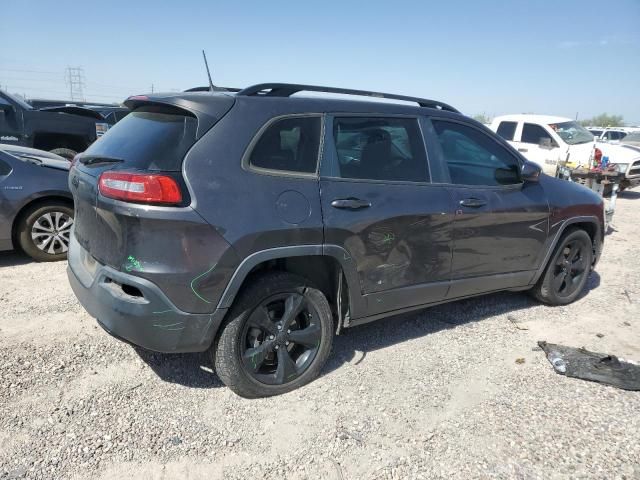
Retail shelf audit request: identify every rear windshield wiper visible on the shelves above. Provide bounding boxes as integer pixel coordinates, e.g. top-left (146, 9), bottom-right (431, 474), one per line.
top-left (80, 155), bottom-right (125, 166)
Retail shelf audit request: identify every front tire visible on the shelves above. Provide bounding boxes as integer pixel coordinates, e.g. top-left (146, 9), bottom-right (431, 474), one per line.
top-left (17, 203), bottom-right (74, 262)
top-left (532, 228), bottom-right (593, 305)
top-left (213, 272), bottom-right (333, 398)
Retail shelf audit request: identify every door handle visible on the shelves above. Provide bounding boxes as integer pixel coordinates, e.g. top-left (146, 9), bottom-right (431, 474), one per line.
top-left (459, 198), bottom-right (487, 208)
top-left (518, 148), bottom-right (528, 153)
top-left (331, 198), bottom-right (371, 210)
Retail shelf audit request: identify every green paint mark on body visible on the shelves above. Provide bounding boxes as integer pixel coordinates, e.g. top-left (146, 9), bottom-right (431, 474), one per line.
top-left (190, 264), bottom-right (216, 304)
top-left (152, 309), bottom-right (173, 314)
top-left (125, 255), bottom-right (144, 272)
top-left (152, 322), bottom-right (185, 331)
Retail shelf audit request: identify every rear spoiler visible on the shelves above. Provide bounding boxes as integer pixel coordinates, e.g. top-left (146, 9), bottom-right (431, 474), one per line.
top-left (38, 106), bottom-right (105, 121)
top-left (184, 86), bottom-right (241, 93)
top-left (123, 93), bottom-right (235, 138)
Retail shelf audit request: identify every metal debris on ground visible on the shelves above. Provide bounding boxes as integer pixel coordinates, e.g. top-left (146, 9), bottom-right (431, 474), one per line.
top-left (538, 341), bottom-right (640, 391)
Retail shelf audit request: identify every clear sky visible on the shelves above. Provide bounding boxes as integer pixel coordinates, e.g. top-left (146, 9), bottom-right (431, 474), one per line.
top-left (1, 0), bottom-right (639, 123)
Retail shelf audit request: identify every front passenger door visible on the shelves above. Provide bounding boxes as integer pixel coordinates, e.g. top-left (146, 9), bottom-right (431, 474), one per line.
top-left (516, 122), bottom-right (561, 176)
top-left (427, 119), bottom-right (550, 299)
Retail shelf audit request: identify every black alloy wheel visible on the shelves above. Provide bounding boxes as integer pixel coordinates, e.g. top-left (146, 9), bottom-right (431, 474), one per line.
top-left (551, 239), bottom-right (589, 298)
top-left (532, 228), bottom-right (593, 306)
top-left (214, 272), bottom-right (333, 398)
top-left (241, 292), bottom-right (322, 385)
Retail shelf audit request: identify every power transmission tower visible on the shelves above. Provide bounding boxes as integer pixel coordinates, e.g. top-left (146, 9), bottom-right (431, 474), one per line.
top-left (65, 67), bottom-right (86, 101)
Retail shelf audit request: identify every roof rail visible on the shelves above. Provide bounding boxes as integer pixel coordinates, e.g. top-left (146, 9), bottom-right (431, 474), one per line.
top-left (236, 83), bottom-right (459, 113)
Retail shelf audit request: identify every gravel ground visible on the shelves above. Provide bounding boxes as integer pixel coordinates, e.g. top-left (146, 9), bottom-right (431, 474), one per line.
top-left (1, 192), bottom-right (639, 479)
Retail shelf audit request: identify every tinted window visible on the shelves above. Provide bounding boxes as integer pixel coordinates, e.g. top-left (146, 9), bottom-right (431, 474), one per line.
top-left (332, 117), bottom-right (429, 182)
top-left (590, 130), bottom-right (603, 137)
top-left (82, 107), bottom-right (197, 171)
top-left (432, 120), bottom-right (521, 186)
top-left (249, 116), bottom-right (321, 173)
top-left (496, 121), bottom-right (517, 141)
top-left (607, 131), bottom-right (626, 140)
top-left (114, 111), bottom-right (129, 122)
top-left (521, 123), bottom-right (554, 145)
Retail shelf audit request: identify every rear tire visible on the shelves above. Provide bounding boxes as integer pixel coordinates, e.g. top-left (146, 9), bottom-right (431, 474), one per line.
top-left (213, 272), bottom-right (333, 398)
top-left (531, 228), bottom-right (593, 305)
top-left (49, 148), bottom-right (77, 161)
top-left (16, 203), bottom-right (74, 262)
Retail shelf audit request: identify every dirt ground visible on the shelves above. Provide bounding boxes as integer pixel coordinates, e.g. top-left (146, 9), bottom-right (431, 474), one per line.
top-left (1, 192), bottom-right (639, 479)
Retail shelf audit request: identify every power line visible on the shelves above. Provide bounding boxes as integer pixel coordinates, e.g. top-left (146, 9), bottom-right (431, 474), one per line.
top-left (0, 67), bottom-right (60, 75)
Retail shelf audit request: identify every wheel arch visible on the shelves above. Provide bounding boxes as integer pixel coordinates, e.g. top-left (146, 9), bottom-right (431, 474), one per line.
top-left (11, 194), bottom-right (74, 245)
top-left (217, 245), bottom-right (366, 322)
top-left (532, 215), bottom-right (602, 285)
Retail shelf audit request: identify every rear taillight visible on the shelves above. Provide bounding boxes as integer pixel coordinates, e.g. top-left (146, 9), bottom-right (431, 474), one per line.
top-left (98, 171), bottom-right (182, 205)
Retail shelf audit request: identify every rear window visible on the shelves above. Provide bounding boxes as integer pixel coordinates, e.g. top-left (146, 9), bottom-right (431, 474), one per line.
top-left (248, 116), bottom-right (321, 174)
top-left (83, 107), bottom-right (197, 171)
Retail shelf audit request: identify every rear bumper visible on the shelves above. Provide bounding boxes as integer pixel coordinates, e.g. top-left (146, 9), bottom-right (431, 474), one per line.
top-left (67, 236), bottom-right (227, 353)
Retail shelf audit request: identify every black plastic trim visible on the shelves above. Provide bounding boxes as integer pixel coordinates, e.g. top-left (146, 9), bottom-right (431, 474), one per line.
top-left (216, 245), bottom-right (367, 318)
top-left (530, 215), bottom-right (601, 285)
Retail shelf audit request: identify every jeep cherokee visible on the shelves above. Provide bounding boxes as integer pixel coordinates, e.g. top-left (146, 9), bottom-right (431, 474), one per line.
top-left (67, 83), bottom-right (605, 398)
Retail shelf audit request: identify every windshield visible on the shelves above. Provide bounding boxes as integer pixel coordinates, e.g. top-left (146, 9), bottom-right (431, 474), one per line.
top-left (549, 121), bottom-right (593, 145)
top-left (1, 91), bottom-right (33, 110)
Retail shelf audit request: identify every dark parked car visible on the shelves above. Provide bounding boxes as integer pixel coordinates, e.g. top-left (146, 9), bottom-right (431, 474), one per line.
top-left (67, 84), bottom-right (605, 398)
top-left (0, 145), bottom-right (73, 261)
top-left (0, 89), bottom-right (109, 160)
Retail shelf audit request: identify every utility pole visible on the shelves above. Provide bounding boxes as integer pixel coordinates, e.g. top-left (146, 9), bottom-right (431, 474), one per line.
top-left (65, 66), bottom-right (86, 102)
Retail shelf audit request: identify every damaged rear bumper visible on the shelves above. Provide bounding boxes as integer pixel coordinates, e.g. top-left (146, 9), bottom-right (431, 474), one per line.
top-left (67, 236), bottom-right (227, 353)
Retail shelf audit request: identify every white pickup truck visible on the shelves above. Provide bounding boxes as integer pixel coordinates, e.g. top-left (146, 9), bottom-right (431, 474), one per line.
top-left (490, 114), bottom-right (640, 191)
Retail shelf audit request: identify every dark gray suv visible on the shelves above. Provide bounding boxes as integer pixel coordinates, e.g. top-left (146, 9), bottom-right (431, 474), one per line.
top-left (67, 84), bottom-right (605, 397)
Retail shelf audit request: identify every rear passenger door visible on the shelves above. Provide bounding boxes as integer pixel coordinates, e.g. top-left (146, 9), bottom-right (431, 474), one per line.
top-left (320, 115), bottom-right (454, 317)
top-left (425, 118), bottom-right (549, 298)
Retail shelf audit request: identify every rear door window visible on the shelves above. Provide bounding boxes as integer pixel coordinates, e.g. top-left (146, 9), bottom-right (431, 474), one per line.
top-left (496, 121), bottom-right (517, 141)
top-left (248, 116), bottom-right (321, 174)
top-left (81, 106), bottom-right (198, 171)
top-left (330, 117), bottom-right (429, 182)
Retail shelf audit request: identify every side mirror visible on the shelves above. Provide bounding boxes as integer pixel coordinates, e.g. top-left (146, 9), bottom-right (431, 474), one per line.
top-left (522, 160), bottom-right (542, 182)
top-left (538, 137), bottom-right (553, 149)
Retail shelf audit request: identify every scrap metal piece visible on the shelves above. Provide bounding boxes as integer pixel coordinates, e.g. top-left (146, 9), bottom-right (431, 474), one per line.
top-left (538, 341), bottom-right (640, 391)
